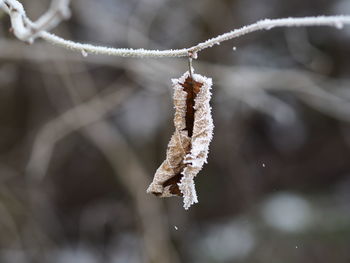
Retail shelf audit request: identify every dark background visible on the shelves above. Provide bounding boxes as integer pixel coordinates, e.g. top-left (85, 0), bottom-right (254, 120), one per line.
top-left (1, 0), bottom-right (350, 262)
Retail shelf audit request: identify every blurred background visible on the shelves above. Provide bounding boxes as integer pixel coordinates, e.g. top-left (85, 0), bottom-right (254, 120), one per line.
top-left (1, 0), bottom-right (350, 262)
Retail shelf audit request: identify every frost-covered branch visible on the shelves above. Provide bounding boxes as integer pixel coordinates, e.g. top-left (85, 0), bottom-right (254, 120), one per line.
top-left (1, 0), bottom-right (350, 57)
top-left (0, 0), bottom-right (70, 43)
top-left (29, 0), bottom-right (71, 36)
top-left (40, 15), bottom-right (350, 58)
top-left (189, 16), bottom-right (350, 55)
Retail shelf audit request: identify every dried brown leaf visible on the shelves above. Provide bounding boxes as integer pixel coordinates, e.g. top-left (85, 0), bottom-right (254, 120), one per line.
top-left (147, 71), bottom-right (213, 209)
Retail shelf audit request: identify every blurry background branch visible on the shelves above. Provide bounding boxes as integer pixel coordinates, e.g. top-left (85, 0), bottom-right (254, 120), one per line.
top-left (35, 58), bottom-right (180, 263)
top-left (26, 84), bottom-right (133, 180)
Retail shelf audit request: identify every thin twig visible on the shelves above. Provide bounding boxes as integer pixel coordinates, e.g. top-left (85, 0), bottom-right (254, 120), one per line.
top-left (1, 0), bottom-right (350, 57)
top-left (39, 16), bottom-right (350, 58)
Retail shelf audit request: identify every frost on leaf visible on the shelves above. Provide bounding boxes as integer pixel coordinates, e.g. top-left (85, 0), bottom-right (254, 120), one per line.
top-left (146, 70), bottom-right (213, 209)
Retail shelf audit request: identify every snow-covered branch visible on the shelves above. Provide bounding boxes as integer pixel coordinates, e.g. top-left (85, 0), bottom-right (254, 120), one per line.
top-left (1, 0), bottom-right (350, 57)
